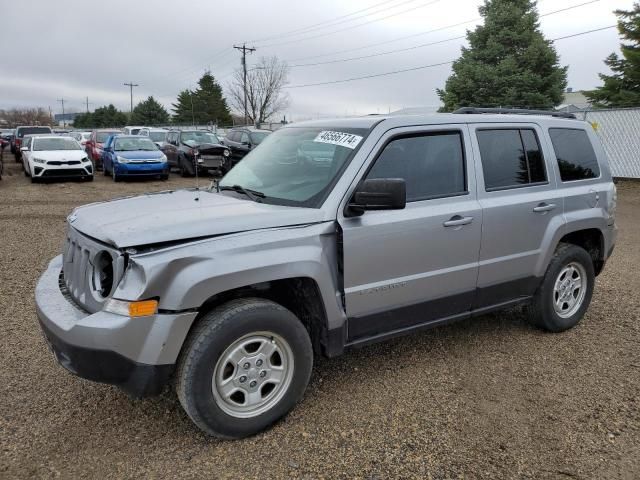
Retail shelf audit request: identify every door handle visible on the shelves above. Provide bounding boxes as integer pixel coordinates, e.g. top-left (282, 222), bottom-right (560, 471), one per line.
top-left (533, 203), bottom-right (557, 213)
top-left (443, 215), bottom-right (474, 227)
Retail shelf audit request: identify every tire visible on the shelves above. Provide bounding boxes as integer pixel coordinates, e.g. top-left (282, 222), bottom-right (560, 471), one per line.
top-left (526, 243), bottom-right (595, 332)
top-left (161, 174), bottom-right (169, 181)
top-left (31, 176), bottom-right (39, 184)
top-left (176, 298), bottom-right (313, 439)
top-left (112, 168), bottom-right (120, 182)
top-left (179, 156), bottom-right (194, 177)
top-left (103, 163), bottom-right (109, 176)
top-left (85, 175), bottom-right (94, 182)
top-left (15, 153), bottom-right (20, 163)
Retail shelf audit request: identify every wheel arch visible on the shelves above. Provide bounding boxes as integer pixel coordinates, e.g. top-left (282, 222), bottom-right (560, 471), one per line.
top-left (184, 277), bottom-right (332, 357)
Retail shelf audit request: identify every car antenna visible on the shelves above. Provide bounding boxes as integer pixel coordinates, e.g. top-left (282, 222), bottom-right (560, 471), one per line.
top-left (193, 148), bottom-right (200, 202)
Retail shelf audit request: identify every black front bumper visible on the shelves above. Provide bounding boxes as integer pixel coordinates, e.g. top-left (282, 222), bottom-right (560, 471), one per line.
top-left (39, 318), bottom-right (174, 398)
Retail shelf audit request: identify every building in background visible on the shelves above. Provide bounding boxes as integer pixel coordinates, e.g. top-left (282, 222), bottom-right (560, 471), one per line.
top-left (557, 88), bottom-right (591, 113)
top-left (54, 112), bottom-right (80, 126)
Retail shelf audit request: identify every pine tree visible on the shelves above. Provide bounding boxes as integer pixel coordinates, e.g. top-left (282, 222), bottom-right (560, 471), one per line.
top-left (585, 4), bottom-right (640, 107)
top-left (171, 72), bottom-right (231, 125)
top-left (437, 0), bottom-right (567, 112)
top-left (172, 89), bottom-right (196, 125)
top-left (192, 72), bottom-right (232, 125)
top-left (130, 96), bottom-right (169, 125)
top-left (72, 105), bottom-right (127, 128)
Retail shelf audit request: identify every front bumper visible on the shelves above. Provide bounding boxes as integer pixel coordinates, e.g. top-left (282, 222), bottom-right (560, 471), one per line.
top-left (33, 163), bottom-right (93, 179)
top-left (114, 162), bottom-right (169, 176)
top-left (35, 256), bottom-right (198, 397)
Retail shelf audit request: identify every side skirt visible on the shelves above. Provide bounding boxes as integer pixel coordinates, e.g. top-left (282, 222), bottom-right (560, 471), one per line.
top-left (343, 296), bottom-right (531, 350)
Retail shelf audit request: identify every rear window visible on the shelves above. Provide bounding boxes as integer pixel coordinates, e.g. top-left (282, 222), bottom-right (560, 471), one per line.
top-left (477, 129), bottom-right (547, 190)
top-left (18, 127), bottom-right (52, 138)
top-left (549, 128), bottom-right (600, 181)
top-left (96, 131), bottom-right (121, 143)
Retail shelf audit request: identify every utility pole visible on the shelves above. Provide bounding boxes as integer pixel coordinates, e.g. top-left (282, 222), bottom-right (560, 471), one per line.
top-left (123, 82), bottom-right (139, 113)
top-left (233, 44), bottom-right (255, 126)
top-left (85, 96), bottom-right (93, 113)
top-left (57, 98), bottom-right (66, 127)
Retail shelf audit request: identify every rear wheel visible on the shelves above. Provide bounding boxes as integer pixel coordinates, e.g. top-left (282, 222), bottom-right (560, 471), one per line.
top-left (526, 243), bottom-right (595, 332)
top-left (176, 298), bottom-right (313, 439)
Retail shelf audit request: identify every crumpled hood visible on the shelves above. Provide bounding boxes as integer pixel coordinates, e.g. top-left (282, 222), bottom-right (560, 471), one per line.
top-left (69, 189), bottom-right (326, 248)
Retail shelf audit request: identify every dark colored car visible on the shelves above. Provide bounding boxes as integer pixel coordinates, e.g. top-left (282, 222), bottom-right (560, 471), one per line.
top-left (85, 129), bottom-right (122, 169)
top-left (13, 126), bottom-right (53, 160)
top-left (222, 127), bottom-right (270, 162)
top-left (0, 130), bottom-right (14, 152)
top-left (162, 130), bottom-right (231, 177)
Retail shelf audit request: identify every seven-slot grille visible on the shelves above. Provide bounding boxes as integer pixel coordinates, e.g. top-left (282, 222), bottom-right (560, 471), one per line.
top-left (61, 226), bottom-right (121, 313)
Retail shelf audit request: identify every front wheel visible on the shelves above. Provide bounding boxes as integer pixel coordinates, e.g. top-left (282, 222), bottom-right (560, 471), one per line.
top-left (526, 243), bottom-right (595, 332)
top-left (176, 298), bottom-right (313, 439)
top-left (112, 167), bottom-right (121, 182)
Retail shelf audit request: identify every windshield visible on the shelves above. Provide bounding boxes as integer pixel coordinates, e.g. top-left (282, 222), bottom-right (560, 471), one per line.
top-left (250, 132), bottom-right (269, 145)
top-left (96, 131), bottom-right (120, 143)
top-left (18, 127), bottom-right (51, 138)
top-left (33, 137), bottom-right (81, 151)
top-left (218, 127), bottom-right (369, 207)
top-left (149, 131), bottom-right (167, 142)
top-left (181, 131), bottom-right (219, 145)
top-left (114, 137), bottom-right (158, 151)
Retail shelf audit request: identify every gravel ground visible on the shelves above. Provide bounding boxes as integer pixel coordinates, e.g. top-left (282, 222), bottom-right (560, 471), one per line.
top-left (0, 155), bottom-right (639, 479)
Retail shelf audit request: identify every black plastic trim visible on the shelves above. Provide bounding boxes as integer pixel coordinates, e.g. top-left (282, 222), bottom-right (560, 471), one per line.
top-left (39, 319), bottom-right (173, 398)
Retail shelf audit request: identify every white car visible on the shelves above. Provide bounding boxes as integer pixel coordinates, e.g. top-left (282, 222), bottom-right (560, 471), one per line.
top-left (123, 126), bottom-right (144, 135)
top-left (138, 127), bottom-right (169, 147)
top-left (20, 135), bottom-right (93, 183)
top-left (69, 131), bottom-right (92, 148)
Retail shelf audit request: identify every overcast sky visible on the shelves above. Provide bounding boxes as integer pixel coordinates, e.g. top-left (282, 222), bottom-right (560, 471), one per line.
top-left (0, 0), bottom-right (634, 121)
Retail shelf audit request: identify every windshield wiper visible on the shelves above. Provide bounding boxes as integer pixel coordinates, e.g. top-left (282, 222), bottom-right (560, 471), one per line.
top-left (219, 184), bottom-right (265, 202)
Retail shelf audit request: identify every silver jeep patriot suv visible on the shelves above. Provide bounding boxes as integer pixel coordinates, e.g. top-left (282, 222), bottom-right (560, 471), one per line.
top-left (36, 108), bottom-right (617, 438)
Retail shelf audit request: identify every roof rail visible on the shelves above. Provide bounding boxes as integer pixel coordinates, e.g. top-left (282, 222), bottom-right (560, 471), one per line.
top-left (453, 107), bottom-right (576, 119)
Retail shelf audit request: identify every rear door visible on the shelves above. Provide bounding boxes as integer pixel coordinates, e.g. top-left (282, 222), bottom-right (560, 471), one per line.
top-left (470, 123), bottom-right (565, 308)
top-left (339, 125), bottom-right (482, 342)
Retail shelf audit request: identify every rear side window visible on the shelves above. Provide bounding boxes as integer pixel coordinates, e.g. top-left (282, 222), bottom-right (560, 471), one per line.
top-left (18, 127), bottom-right (51, 138)
top-left (366, 131), bottom-right (467, 202)
top-left (549, 128), bottom-right (600, 181)
top-left (477, 129), bottom-right (547, 190)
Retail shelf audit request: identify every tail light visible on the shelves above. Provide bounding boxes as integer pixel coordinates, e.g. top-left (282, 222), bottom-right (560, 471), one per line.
top-left (15, 138), bottom-right (21, 147)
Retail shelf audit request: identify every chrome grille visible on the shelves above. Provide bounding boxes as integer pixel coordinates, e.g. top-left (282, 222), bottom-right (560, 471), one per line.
top-left (62, 226), bottom-right (123, 313)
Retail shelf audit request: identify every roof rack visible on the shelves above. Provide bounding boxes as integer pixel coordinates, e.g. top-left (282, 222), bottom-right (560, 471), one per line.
top-left (453, 107), bottom-right (576, 119)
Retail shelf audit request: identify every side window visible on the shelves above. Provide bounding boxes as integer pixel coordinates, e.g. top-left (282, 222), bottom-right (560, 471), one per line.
top-left (477, 129), bottom-right (547, 190)
top-left (366, 131), bottom-right (467, 202)
top-left (24, 137), bottom-right (32, 149)
top-left (549, 128), bottom-right (600, 181)
top-left (240, 132), bottom-right (250, 144)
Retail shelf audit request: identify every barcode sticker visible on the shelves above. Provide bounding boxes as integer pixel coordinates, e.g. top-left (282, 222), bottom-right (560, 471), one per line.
top-left (313, 131), bottom-right (363, 150)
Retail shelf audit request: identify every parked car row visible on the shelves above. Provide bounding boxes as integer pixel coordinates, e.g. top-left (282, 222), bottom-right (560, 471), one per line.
top-left (4, 123), bottom-right (272, 184)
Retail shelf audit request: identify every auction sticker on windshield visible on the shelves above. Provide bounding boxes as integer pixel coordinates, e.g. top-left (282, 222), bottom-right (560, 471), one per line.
top-left (313, 131), bottom-right (363, 150)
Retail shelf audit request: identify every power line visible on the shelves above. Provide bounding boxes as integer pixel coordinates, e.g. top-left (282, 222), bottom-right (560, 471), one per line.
top-left (248, 0), bottom-right (418, 43)
top-left (284, 24), bottom-right (617, 89)
top-left (286, 0), bottom-right (601, 65)
top-left (550, 24), bottom-right (616, 42)
top-left (258, 0), bottom-right (443, 48)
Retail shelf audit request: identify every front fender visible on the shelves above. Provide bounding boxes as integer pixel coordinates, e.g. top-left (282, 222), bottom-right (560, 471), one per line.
top-left (113, 222), bottom-right (346, 331)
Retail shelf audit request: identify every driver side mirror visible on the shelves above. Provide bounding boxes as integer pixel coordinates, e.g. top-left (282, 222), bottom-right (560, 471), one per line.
top-left (20, 146), bottom-right (28, 152)
top-left (346, 178), bottom-right (406, 217)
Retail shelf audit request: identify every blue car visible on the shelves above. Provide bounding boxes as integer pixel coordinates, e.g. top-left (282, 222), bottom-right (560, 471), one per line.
top-left (101, 135), bottom-right (169, 181)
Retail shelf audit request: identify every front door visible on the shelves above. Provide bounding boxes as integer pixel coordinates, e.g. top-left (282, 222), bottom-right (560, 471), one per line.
top-left (339, 125), bottom-right (482, 343)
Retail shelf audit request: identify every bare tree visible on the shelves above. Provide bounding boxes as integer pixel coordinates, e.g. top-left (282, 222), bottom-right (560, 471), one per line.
top-left (0, 108), bottom-right (53, 127)
top-left (228, 56), bottom-right (290, 125)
